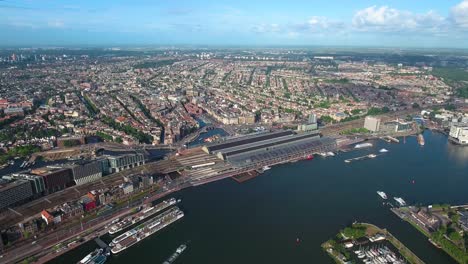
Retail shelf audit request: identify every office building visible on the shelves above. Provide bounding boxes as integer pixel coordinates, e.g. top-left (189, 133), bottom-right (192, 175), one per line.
top-left (69, 161), bottom-right (103, 185)
top-left (105, 153), bottom-right (145, 173)
top-left (364, 116), bottom-right (381, 132)
top-left (449, 123), bottom-right (468, 145)
top-left (0, 180), bottom-right (34, 211)
top-left (30, 167), bottom-right (74, 194)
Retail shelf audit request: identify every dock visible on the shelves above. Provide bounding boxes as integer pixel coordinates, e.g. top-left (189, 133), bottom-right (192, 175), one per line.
top-left (344, 154), bottom-right (377, 163)
top-left (381, 136), bottom-right (400, 143)
top-left (232, 171), bottom-right (260, 183)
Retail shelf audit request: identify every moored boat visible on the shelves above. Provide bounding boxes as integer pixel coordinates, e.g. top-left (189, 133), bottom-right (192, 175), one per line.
top-left (377, 191), bottom-right (387, 199)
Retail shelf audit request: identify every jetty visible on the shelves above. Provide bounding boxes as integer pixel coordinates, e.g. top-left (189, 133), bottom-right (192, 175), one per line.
top-left (345, 154), bottom-right (377, 163)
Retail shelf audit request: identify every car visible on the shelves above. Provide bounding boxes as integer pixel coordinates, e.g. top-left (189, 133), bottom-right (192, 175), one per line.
top-left (31, 241), bottom-right (37, 245)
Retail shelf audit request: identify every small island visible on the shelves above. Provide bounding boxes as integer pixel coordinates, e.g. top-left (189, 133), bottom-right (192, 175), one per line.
top-left (322, 222), bottom-right (424, 264)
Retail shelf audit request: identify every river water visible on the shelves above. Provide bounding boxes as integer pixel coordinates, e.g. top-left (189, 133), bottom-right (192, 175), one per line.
top-left (49, 130), bottom-right (467, 264)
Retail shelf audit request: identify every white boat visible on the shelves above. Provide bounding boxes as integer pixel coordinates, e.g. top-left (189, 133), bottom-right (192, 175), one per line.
top-left (262, 166), bottom-right (271, 171)
top-left (377, 191), bottom-right (387, 199)
top-left (326, 152), bottom-right (335, 157)
top-left (354, 143), bottom-right (373, 149)
top-left (393, 197), bottom-right (406, 206)
top-left (368, 154), bottom-right (377, 158)
top-left (379, 148), bottom-right (389, 153)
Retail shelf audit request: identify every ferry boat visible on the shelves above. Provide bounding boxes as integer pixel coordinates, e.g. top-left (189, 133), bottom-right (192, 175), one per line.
top-left (417, 134), bottom-right (425, 146)
top-left (377, 191), bottom-right (387, 199)
top-left (354, 142), bottom-right (373, 149)
top-left (108, 198), bottom-right (177, 235)
top-left (163, 244), bottom-right (188, 264)
top-left (379, 148), bottom-right (389, 153)
top-left (306, 154), bottom-right (314, 160)
top-left (78, 248), bottom-right (107, 264)
top-left (110, 207), bottom-right (184, 254)
top-left (393, 197), bottom-right (406, 206)
top-left (262, 166), bottom-right (271, 171)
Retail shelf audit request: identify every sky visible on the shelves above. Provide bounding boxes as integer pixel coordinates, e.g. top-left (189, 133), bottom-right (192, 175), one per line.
top-left (1, 0), bottom-right (468, 48)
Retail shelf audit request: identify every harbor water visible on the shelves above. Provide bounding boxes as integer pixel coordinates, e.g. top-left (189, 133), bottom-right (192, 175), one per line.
top-left (49, 130), bottom-right (466, 263)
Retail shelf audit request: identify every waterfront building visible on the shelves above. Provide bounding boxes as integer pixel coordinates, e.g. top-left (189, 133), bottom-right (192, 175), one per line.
top-left (203, 130), bottom-right (336, 168)
top-left (364, 116), bottom-right (381, 132)
top-left (449, 123), bottom-right (468, 145)
top-left (380, 120), bottom-right (412, 133)
top-left (0, 180), bottom-right (34, 211)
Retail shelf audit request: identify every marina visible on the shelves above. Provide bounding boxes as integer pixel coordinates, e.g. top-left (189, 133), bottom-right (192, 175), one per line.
top-left (354, 244), bottom-right (406, 264)
top-left (108, 198), bottom-right (178, 235)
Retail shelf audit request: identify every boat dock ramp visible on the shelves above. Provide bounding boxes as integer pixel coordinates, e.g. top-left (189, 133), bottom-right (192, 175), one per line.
top-left (95, 237), bottom-right (111, 255)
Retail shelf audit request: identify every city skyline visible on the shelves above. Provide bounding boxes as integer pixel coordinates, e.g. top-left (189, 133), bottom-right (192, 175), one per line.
top-left (1, 0), bottom-right (468, 48)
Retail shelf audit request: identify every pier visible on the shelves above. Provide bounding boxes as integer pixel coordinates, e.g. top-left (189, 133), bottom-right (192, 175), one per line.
top-left (344, 154), bottom-right (377, 163)
top-left (381, 136), bottom-right (400, 143)
top-left (95, 237), bottom-right (111, 254)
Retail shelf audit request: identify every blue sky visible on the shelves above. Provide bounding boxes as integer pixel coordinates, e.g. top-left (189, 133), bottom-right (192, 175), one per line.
top-left (1, 0), bottom-right (468, 47)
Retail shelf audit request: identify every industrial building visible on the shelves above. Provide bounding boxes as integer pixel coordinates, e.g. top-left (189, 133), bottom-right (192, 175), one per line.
top-left (203, 130), bottom-right (336, 168)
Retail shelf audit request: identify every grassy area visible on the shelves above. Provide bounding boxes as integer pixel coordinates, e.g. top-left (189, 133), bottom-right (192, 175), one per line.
top-left (432, 68), bottom-right (468, 82)
top-left (0, 145), bottom-right (41, 164)
top-left (431, 68), bottom-right (468, 98)
top-left (340, 127), bottom-right (370, 135)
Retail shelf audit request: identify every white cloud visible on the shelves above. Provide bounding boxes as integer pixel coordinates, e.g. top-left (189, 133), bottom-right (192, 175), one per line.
top-left (451, 0), bottom-right (468, 29)
top-left (294, 16), bottom-right (343, 32)
top-left (251, 23), bottom-right (281, 33)
top-left (352, 6), bottom-right (445, 33)
top-left (47, 20), bottom-right (65, 28)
